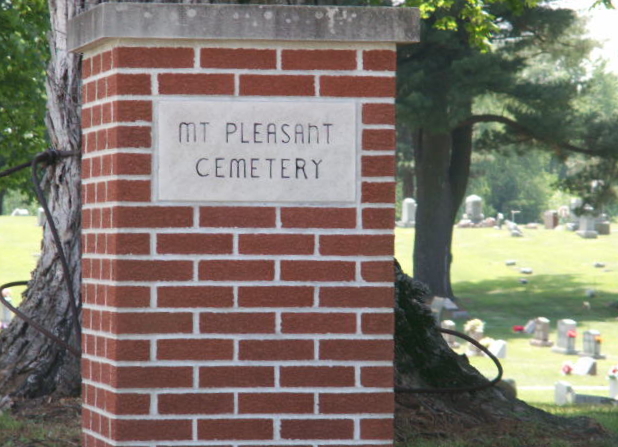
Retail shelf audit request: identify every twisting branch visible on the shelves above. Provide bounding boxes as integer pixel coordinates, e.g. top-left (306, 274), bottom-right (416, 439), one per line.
top-left (455, 114), bottom-right (605, 157)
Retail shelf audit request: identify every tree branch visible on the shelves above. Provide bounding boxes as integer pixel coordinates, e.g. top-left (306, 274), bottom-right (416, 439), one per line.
top-left (455, 114), bottom-right (603, 156)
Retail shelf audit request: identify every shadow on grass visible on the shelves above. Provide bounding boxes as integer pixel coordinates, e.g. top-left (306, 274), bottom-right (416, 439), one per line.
top-left (452, 274), bottom-right (618, 340)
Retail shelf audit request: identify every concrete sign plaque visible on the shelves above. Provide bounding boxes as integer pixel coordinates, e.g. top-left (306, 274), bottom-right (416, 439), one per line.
top-left (156, 100), bottom-right (357, 202)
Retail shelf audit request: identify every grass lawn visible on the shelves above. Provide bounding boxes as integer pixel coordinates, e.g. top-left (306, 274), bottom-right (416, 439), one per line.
top-left (0, 216), bottom-right (42, 305)
top-left (396, 226), bottom-right (618, 406)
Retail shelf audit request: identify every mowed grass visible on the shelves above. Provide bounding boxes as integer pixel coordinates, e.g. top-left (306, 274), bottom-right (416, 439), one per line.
top-left (0, 216), bottom-right (42, 305)
top-left (396, 226), bottom-right (618, 406)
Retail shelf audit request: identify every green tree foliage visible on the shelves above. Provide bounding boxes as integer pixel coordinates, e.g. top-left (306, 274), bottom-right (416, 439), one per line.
top-left (0, 0), bottom-right (49, 212)
top-left (397, 1), bottom-right (618, 296)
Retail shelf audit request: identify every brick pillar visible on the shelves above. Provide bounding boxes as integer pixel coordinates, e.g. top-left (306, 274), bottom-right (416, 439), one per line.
top-left (71, 3), bottom-right (418, 447)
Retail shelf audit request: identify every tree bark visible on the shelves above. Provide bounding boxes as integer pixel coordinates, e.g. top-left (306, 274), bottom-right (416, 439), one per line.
top-left (0, 0), bottom-right (82, 400)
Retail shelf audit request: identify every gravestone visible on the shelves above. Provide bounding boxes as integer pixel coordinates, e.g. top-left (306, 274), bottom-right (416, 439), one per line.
top-left (610, 380), bottom-right (618, 399)
top-left (430, 296), bottom-right (458, 322)
top-left (543, 210), bottom-right (558, 229)
top-left (69, 4), bottom-right (419, 447)
top-left (398, 197), bottom-right (417, 227)
top-left (488, 339), bottom-right (507, 359)
top-left (529, 317), bottom-right (553, 347)
top-left (581, 329), bottom-right (606, 359)
top-left (441, 320), bottom-right (460, 349)
top-left (465, 194), bottom-right (483, 224)
top-left (552, 319), bottom-right (579, 355)
top-left (555, 381), bottom-right (575, 406)
top-left (572, 357), bottom-right (597, 376)
top-left (577, 214), bottom-right (598, 239)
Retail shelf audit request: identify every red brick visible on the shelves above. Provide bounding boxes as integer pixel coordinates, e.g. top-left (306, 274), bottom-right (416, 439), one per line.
top-left (321, 285), bottom-right (394, 309)
top-left (158, 73), bottom-right (234, 95)
top-left (92, 53), bottom-right (102, 75)
top-left (82, 107), bottom-right (92, 129)
top-left (281, 207), bottom-right (356, 229)
top-left (362, 182), bottom-right (396, 204)
top-left (239, 393), bottom-right (314, 414)
top-left (240, 75), bottom-right (315, 96)
top-left (106, 285), bottom-right (151, 308)
top-left (361, 261), bottom-right (395, 283)
top-left (113, 100), bottom-right (152, 123)
top-left (282, 49), bottom-right (356, 70)
top-left (106, 233), bottom-right (150, 255)
top-left (112, 260), bottom-right (193, 282)
top-left (107, 393), bottom-right (150, 415)
top-left (158, 339), bottom-right (234, 361)
top-left (102, 103), bottom-right (112, 124)
top-left (83, 57), bottom-right (92, 78)
top-left (321, 76), bottom-right (395, 98)
top-left (201, 48), bottom-right (276, 69)
top-left (113, 47), bottom-right (194, 68)
top-left (281, 261), bottom-right (355, 282)
top-left (106, 339), bottom-right (150, 362)
top-left (363, 50), bottom-right (396, 71)
top-left (97, 78), bottom-right (107, 100)
top-left (362, 155), bottom-right (396, 177)
top-left (361, 366), bottom-right (394, 388)
top-left (362, 312), bottom-right (394, 334)
top-left (199, 260), bottom-right (274, 281)
top-left (158, 286), bottom-right (234, 308)
top-left (362, 208), bottom-right (395, 230)
top-left (113, 419), bottom-right (192, 441)
top-left (281, 313), bottom-right (356, 334)
top-left (281, 419), bottom-right (354, 440)
top-left (107, 126), bottom-right (151, 149)
top-left (114, 312), bottom-right (193, 334)
top-left (238, 286), bottom-right (314, 308)
top-left (239, 234), bottom-right (314, 255)
top-left (280, 366), bottom-right (355, 388)
top-left (200, 206), bottom-right (276, 228)
top-left (106, 179), bottom-right (151, 202)
top-left (110, 153), bottom-right (152, 176)
top-left (361, 418), bottom-right (394, 440)
top-left (320, 393), bottom-right (394, 414)
top-left (198, 419), bottom-right (273, 441)
top-left (114, 206), bottom-right (193, 228)
top-left (362, 103), bottom-right (395, 125)
top-left (363, 129), bottom-right (396, 151)
top-left (200, 312), bottom-right (275, 334)
top-left (320, 339), bottom-right (394, 361)
top-left (157, 233), bottom-right (233, 255)
top-left (101, 51), bottom-right (112, 72)
top-left (199, 367), bottom-right (274, 388)
top-left (107, 74), bottom-right (151, 96)
top-left (239, 340), bottom-right (314, 361)
top-left (159, 393), bottom-right (234, 415)
top-left (114, 367), bottom-right (193, 388)
top-left (320, 235), bottom-right (394, 256)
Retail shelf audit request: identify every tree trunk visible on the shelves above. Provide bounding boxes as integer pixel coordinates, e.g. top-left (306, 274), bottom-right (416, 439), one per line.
top-left (0, 0), bottom-right (82, 400)
top-left (412, 122), bottom-right (473, 298)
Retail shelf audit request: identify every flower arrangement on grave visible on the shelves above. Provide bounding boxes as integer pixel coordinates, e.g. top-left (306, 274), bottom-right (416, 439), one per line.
top-left (607, 365), bottom-right (618, 380)
top-left (464, 318), bottom-right (485, 334)
top-left (562, 361), bottom-right (574, 375)
top-left (512, 325), bottom-right (524, 333)
top-left (567, 330), bottom-right (577, 338)
top-left (595, 335), bottom-right (603, 344)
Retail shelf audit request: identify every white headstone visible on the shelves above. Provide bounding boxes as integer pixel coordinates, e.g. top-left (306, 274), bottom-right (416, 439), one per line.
top-left (530, 317), bottom-right (553, 347)
top-left (465, 195), bottom-right (483, 223)
top-left (552, 319), bottom-right (578, 355)
top-left (441, 320), bottom-right (459, 349)
top-left (488, 339), bottom-right (507, 359)
top-left (555, 381), bottom-right (575, 406)
top-left (400, 198), bottom-right (417, 227)
top-left (577, 215), bottom-right (598, 239)
top-left (581, 330), bottom-right (605, 359)
top-left (572, 357), bottom-right (597, 376)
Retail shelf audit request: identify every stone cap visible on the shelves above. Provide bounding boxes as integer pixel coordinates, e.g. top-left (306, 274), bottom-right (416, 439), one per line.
top-left (68, 3), bottom-right (420, 52)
